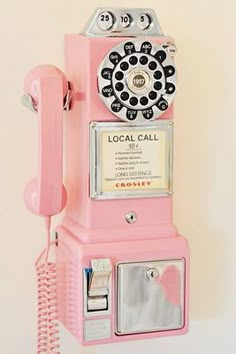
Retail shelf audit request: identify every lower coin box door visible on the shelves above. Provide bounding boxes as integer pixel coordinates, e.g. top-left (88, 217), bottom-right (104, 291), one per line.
top-left (116, 259), bottom-right (185, 335)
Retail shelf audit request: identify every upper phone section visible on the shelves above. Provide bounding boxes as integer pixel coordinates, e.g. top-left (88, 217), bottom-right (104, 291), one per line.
top-left (82, 8), bottom-right (163, 37)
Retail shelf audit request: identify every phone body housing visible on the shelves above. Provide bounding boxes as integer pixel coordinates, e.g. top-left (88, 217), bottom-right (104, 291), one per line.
top-left (50, 8), bottom-right (189, 345)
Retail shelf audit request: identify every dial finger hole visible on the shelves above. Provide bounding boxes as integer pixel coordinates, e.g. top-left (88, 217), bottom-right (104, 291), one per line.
top-left (120, 62), bottom-right (129, 71)
top-left (140, 96), bottom-right (149, 106)
top-left (154, 70), bottom-right (162, 80)
top-left (141, 41), bottom-right (152, 54)
top-left (148, 61), bottom-right (157, 71)
top-left (156, 98), bottom-right (168, 111)
top-left (129, 97), bottom-right (138, 106)
top-left (111, 99), bottom-right (124, 112)
top-left (154, 50), bottom-right (167, 63)
top-left (101, 68), bottom-right (113, 80)
top-left (124, 42), bottom-right (135, 55)
top-left (165, 83), bottom-right (176, 94)
top-left (149, 91), bottom-right (157, 100)
top-left (115, 82), bottom-right (124, 92)
top-left (139, 56), bottom-right (148, 65)
top-left (121, 91), bottom-right (129, 101)
top-left (126, 109), bottom-right (138, 120)
top-left (164, 65), bottom-right (175, 77)
top-left (129, 56), bottom-right (138, 65)
top-left (101, 85), bottom-right (114, 97)
top-left (109, 52), bottom-right (122, 65)
top-left (142, 108), bottom-right (154, 120)
top-left (115, 71), bottom-right (124, 80)
top-left (154, 81), bottom-right (163, 91)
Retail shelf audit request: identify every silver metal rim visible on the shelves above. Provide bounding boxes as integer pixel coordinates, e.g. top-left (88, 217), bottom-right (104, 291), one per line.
top-left (97, 39), bottom-right (177, 123)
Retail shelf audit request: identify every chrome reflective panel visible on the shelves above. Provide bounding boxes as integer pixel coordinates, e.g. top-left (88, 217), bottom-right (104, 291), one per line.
top-left (116, 259), bottom-right (185, 334)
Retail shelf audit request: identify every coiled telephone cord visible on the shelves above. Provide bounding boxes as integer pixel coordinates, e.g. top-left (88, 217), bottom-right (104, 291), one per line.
top-left (35, 216), bottom-right (60, 354)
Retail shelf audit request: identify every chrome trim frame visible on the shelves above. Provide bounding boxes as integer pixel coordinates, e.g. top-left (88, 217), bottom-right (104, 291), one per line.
top-left (83, 269), bottom-right (112, 318)
top-left (115, 259), bottom-right (185, 335)
top-left (97, 39), bottom-right (177, 123)
top-left (90, 120), bottom-right (173, 200)
top-left (82, 8), bottom-right (163, 37)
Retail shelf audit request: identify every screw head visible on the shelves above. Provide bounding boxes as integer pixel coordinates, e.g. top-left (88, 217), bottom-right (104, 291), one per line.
top-left (125, 211), bottom-right (137, 224)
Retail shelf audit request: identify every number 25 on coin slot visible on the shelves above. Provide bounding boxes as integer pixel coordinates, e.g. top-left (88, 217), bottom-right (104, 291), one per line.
top-left (22, 8), bottom-right (189, 350)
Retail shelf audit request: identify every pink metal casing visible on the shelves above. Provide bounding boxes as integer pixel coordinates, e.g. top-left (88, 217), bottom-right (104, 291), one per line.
top-left (62, 35), bottom-right (177, 243)
top-left (56, 226), bottom-right (189, 345)
top-left (54, 33), bottom-right (189, 345)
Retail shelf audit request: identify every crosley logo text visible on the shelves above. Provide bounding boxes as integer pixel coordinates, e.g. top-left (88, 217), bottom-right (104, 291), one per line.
top-left (116, 181), bottom-right (151, 188)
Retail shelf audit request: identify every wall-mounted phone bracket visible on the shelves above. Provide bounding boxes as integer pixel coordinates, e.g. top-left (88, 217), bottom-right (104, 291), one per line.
top-left (22, 81), bottom-right (73, 113)
top-left (82, 8), bottom-right (163, 37)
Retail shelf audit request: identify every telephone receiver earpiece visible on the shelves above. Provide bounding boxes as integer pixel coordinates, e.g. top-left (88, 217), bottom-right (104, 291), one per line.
top-left (23, 65), bottom-right (68, 216)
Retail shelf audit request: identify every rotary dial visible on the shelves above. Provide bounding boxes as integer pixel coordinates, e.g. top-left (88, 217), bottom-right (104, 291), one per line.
top-left (98, 40), bottom-right (177, 122)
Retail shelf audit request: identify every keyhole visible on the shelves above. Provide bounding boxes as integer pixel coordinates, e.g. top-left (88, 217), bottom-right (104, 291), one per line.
top-left (146, 268), bottom-right (159, 280)
top-left (125, 211), bottom-right (137, 224)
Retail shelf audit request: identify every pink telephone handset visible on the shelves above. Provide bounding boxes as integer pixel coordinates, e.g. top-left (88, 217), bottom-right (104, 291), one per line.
top-left (23, 65), bottom-right (69, 353)
top-left (24, 65), bottom-right (67, 216)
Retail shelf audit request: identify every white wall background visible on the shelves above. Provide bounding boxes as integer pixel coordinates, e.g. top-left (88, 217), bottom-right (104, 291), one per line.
top-left (1, 0), bottom-right (236, 353)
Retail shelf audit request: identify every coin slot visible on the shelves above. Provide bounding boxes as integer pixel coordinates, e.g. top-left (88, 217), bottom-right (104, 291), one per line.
top-left (137, 14), bottom-right (152, 30)
top-left (120, 13), bottom-right (133, 29)
top-left (97, 11), bottom-right (115, 31)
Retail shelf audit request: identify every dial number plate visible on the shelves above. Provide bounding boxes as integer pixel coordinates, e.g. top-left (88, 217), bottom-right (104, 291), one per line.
top-left (98, 39), bottom-right (177, 123)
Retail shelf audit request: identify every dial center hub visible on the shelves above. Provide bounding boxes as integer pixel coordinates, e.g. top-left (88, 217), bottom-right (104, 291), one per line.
top-left (127, 68), bottom-right (150, 94)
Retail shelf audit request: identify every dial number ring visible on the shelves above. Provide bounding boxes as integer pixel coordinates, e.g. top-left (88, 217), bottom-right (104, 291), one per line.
top-left (98, 39), bottom-right (177, 122)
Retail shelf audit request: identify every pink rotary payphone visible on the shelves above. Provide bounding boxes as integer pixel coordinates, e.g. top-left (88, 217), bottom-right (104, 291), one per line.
top-left (22, 8), bottom-right (189, 352)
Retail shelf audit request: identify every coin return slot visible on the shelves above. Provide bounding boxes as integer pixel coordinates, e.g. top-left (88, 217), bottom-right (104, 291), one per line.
top-left (84, 258), bottom-right (112, 314)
